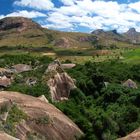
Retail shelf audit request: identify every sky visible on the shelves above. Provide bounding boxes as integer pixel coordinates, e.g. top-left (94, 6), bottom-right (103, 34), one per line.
top-left (1, 0), bottom-right (140, 33)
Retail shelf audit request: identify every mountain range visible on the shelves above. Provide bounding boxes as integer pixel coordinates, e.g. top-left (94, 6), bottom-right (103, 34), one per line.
top-left (0, 17), bottom-right (140, 48)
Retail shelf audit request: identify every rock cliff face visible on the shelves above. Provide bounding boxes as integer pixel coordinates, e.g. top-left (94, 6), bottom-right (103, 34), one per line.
top-left (43, 60), bottom-right (76, 101)
top-left (0, 91), bottom-right (83, 140)
top-left (0, 17), bottom-right (41, 32)
top-left (123, 28), bottom-right (140, 44)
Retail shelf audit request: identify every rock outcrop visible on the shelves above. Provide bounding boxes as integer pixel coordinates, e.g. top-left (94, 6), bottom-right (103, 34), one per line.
top-left (118, 128), bottom-right (140, 140)
top-left (0, 68), bottom-right (12, 77)
top-left (0, 76), bottom-right (12, 88)
top-left (0, 17), bottom-right (41, 32)
top-left (123, 79), bottom-right (137, 89)
top-left (43, 60), bottom-right (76, 101)
top-left (0, 131), bottom-right (19, 140)
top-left (61, 64), bottom-right (76, 69)
top-left (38, 95), bottom-right (49, 103)
top-left (123, 28), bottom-right (140, 44)
top-left (11, 64), bottom-right (32, 73)
top-left (54, 37), bottom-right (70, 48)
top-left (0, 91), bottom-right (83, 140)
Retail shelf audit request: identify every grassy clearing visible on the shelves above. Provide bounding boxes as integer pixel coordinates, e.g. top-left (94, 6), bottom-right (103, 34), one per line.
top-left (1, 45), bottom-right (139, 64)
top-left (123, 48), bottom-right (140, 64)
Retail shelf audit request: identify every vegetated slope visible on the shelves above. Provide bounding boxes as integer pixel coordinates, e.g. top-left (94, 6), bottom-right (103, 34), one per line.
top-left (0, 16), bottom-right (138, 49)
top-left (0, 17), bottom-right (95, 48)
top-left (55, 61), bottom-right (140, 140)
top-left (2, 54), bottom-right (140, 139)
top-left (91, 29), bottom-right (130, 47)
top-left (91, 28), bottom-right (140, 47)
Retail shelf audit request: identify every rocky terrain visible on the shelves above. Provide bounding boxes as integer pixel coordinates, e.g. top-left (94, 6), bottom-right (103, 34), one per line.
top-left (118, 128), bottom-right (140, 140)
top-left (0, 91), bottom-right (83, 140)
top-left (0, 17), bottom-right (41, 32)
top-left (43, 60), bottom-right (76, 101)
top-left (123, 28), bottom-right (140, 44)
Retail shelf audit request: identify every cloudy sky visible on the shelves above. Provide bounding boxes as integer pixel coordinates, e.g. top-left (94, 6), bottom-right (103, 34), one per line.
top-left (1, 0), bottom-right (140, 33)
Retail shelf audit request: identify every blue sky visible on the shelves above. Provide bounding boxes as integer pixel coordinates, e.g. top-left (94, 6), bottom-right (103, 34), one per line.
top-left (1, 0), bottom-right (140, 33)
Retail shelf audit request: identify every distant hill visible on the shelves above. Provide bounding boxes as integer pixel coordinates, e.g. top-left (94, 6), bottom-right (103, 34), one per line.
top-left (123, 28), bottom-right (140, 44)
top-left (0, 17), bottom-right (139, 48)
top-left (92, 28), bottom-right (140, 46)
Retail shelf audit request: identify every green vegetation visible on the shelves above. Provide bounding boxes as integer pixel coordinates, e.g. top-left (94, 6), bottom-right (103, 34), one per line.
top-left (0, 54), bottom-right (51, 100)
top-left (123, 48), bottom-right (140, 64)
top-left (2, 53), bottom-right (140, 139)
top-left (2, 104), bottom-right (27, 136)
top-left (35, 116), bottom-right (50, 125)
top-left (0, 104), bottom-right (9, 114)
top-left (55, 61), bottom-right (140, 140)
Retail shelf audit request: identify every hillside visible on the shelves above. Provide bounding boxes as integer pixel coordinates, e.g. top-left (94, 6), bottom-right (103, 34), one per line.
top-left (0, 17), bottom-right (94, 48)
top-left (0, 17), bottom-right (138, 49)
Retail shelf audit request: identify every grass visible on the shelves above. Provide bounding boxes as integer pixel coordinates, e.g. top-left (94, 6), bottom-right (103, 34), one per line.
top-left (2, 104), bottom-right (27, 137)
top-left (0, 46), bottom-right (125, 64)
top-left (1, 44), bottom-right (140, 64)
top-left (123, 48), bottom-right (140, 64)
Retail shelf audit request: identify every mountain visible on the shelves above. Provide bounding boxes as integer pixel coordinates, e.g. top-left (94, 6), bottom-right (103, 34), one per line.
top-left (0, 17), bottom-right (96, 48)
top-left (0, 17), bottom-right (41, 31)
top-left (123, 28), bottom-right (140, 44)
top-left (91, 29), bottom-right (129, 46)
top-left (0, 16), bottom-right (137, 49)
top-left (92, 28), bottom-right (140, 45)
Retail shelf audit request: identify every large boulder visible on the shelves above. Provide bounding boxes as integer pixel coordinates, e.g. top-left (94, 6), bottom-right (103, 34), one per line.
top-left (0, 131), bottom-right (19, 140)
top-left (11, 64), bottom-right (32, 73)
top-left (0, 76), bottom-right (12, 88)
top-left (0, 68), bottom-right (13, 77)
top-left (38, 95), bottom-right (49, 103)
top-left (43, 60), bottom-right (76, 101)
top-left (0, 91), bottom-right (83, 140)
top-left (123, 79), bottom-right (137, 89)
top-left (118, 128), bottom-right (140, 140)
top-left (61, 64), bottom-right (76, 69)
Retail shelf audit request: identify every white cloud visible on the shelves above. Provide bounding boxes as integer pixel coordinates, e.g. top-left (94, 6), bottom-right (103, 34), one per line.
top-left (59, 0), bottom-right (76, 5)
top-left (0, 10), bottom-right (46, 20)
top-left (11, 0), bottom-right (140, 32)
top-left (14, 0), bottom-right (54, 10)
top-left (6, 10), bottom-right (47, 18)
top-left (44, 12), bottom-right (73, 29)
top-left (129, 1), bottom-right (140, 13)
top-left (0, 15), bottom-right (4, 19)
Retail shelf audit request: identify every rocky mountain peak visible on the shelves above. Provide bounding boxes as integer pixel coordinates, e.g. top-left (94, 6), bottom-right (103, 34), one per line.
top-left (126, 28), bottom-right (137, 34)
top-left (91, 29), bottom-right (104, 35)
top-left (111, 29), bottom-right (118, 34)
top-left (0, 17), bottom-right (41, 32)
